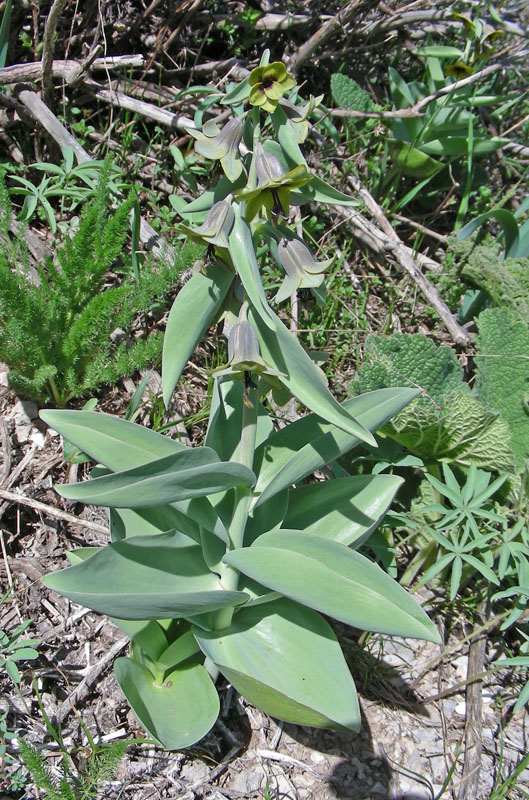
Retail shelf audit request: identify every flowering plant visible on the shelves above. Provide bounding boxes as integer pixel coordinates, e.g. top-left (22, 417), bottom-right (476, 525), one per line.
top-left (41, 51), bottom-right (439, 749)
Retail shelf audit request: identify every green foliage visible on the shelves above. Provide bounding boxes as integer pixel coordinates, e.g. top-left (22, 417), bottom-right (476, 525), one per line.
top-left (443, 234), bottom-right (529, 321)
top-left (350, 331), bottom-right (518, 472)
top-left (415, 462), bottom-right (506, 600)
top-left (1, 708), bottom-right (29, 793)
top-left (475, 308), bottom-right (529, 471)
top-left (0, 608), bottom-right (39, 685)
top-left (458, 201), bottom-right (529, 259)
top-left (39, 50), bottom-right (439, 751)
top-left (388, 390), bottom-right (515, 471)
top-left (19, 737), bottom-right (127, 800)
top-left (351, 332), bottom-right (465, 404)
top-left (330, 74), bottom-right (377, 112)
top-left (0, 168), bottom-right (200, 406)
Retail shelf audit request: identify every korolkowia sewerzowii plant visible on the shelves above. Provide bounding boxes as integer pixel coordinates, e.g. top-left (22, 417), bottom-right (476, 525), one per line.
top-left (39, 51), bottom-right (440, 750)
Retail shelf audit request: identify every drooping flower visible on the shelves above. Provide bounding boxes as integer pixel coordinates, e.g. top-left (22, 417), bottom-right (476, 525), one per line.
top-left (187, 118), bottom-right (244, 182)
top-left (233, 147), bottom-right (311, 221)
top-left (174, 200), bottom-right (235, 249)
top-left (249, 62), bottom-right (296, 113)
top-left (213, 310), bottom-right (285, 382)
top-left (272, 235), bottom-right (332, 303)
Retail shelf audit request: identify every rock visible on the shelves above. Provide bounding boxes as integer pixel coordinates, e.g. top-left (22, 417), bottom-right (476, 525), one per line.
top-left (180, 760), bottom-right (209, 782)
top-left (11, 399), bottom-right (38, 424)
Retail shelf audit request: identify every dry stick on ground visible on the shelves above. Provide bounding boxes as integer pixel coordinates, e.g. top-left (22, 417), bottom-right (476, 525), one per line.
top-left (346, 176), bottom-right (472, 345)
top-left (14, 88), bottom-right (175, 263)
top-left (287, 0), bottom-right (367, 75)
top-left (0, 488), bottom-right (110, 536)
top-left (55, 636), bottom-right (129, 725)
top-left (457, 609), bottom-right (489, 800)
top-left (41, 0), bottom-right (69, 108)
top-left (0, 55), bottom-right (145, 85)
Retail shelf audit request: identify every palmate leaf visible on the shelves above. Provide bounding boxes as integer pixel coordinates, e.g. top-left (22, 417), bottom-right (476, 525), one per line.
top-left (55, 448), bottom-right (255, 508)
top-left (194, 598), bottom-right (360, 731)
top-left (42, 531), bottom-right (248, 619)
top-left (283, 474), bottom-right (404, 547)
top-left (224, 531), bottom-right (440, 642)
top-left (114, 658), bottom-right (219, 749)
top-left (253, 388), bottom-right (419, 506)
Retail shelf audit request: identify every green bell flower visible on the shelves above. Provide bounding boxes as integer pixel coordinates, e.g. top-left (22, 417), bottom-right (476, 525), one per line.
top-left (272, 235), bottom-right (332, 303)
top-left (187, 118), bottom-right (244, 182)
top-left (234, 147), bottom-right (311, 221)
top-left (214, 312), bottom-right (285, 382)
top-left (249, 62), bottom-right (296, 113)
top-left (175, 200), bottom-right (235, 249)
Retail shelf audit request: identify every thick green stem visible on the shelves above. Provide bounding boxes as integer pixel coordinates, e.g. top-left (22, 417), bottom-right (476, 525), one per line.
top-left (211, 380), bottom-right (258, 631)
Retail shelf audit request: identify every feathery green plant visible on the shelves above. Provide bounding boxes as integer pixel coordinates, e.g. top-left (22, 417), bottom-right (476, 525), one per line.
top-left (0, 164), bottom-right (200, 406)
top-left (19, 737), bottom-right (127, 800)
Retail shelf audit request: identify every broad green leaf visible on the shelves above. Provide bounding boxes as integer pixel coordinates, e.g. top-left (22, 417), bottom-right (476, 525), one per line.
top-left (420, 136), bottom-right (509, 157)
top-left (114, 658), bottom-right (219, 749)
top-left (291, 175), bottom-right (361, 207)
top-left (157, 630), bottom-right (201, 669)
top-left (177, 174), bottom-right (246, 219)
top-left (109, 505), bottom-right (202, 543)
top-left (388, 141), bottom-right (442, 178)
top-left (221, 75), bottom-right (251, 106)
top-left (224, 531), bottom-right (440, 642)
top-left (65, 547), bottom-right (99, 564)
top-left (206, 378), bottom-right (275, 463)
top-left (56, 449), bottom-right (255, 508)
top-left (253, 388), bottom-right (419, 506)
top-left (249, 307), bottom-right (375, 445)
top-left (40, 410), bottom-right (185, 472)
top-left (117, 620), bottom-right (168, 661)
top-left (389, 67), bottom-right (415, 108)
top-left (162, 262), bottom-right (234, 406)
top-left (194, 598), bottom-right (360, 731)
top-left (43, 531), bottom-right (249, 619)
top-left (227, 208), bottom-right (275, 328)
top-left (273, 106), bottom-right (307, 166)
top-left (283, 474), bottom-right (404, 546)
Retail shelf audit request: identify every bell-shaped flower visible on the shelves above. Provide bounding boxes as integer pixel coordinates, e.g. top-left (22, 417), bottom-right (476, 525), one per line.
top-left (278, 94), bottom-right (323, 143)
top-left (234, 147), bottom-right (311, 221)
top-left (272, 235), bottom-right (332, 303)
top-left (249, 62), bottom-right (296, 113)
top-left (214, 312), bottom-right (285, 381)
top-left (187, 118), bottom-right (243, 182)
top-left (174, 200), bottom-right (235, 249)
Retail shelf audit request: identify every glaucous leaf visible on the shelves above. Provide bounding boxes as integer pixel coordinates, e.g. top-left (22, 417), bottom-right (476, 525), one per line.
top-left (40, 410), bottom-right (185, 472)
top-left (283, 474), bottom-right (404, 546)
top-left (224, 531), bottom-right (440, 642)
top-left (194, 598), bottom-right (360, 731)
top-left (56, 449), bottom-right (255, 508)
top-left (249, 307), bottom-right (375, 445)
top-left (114, 658), bottom-right (219, 749)
top-left (43, 531), bottom-right (249, 619)
top-left (162, 262), bottom-right (234, 406)
top-left (253, 388), bottom-right (419, 506)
